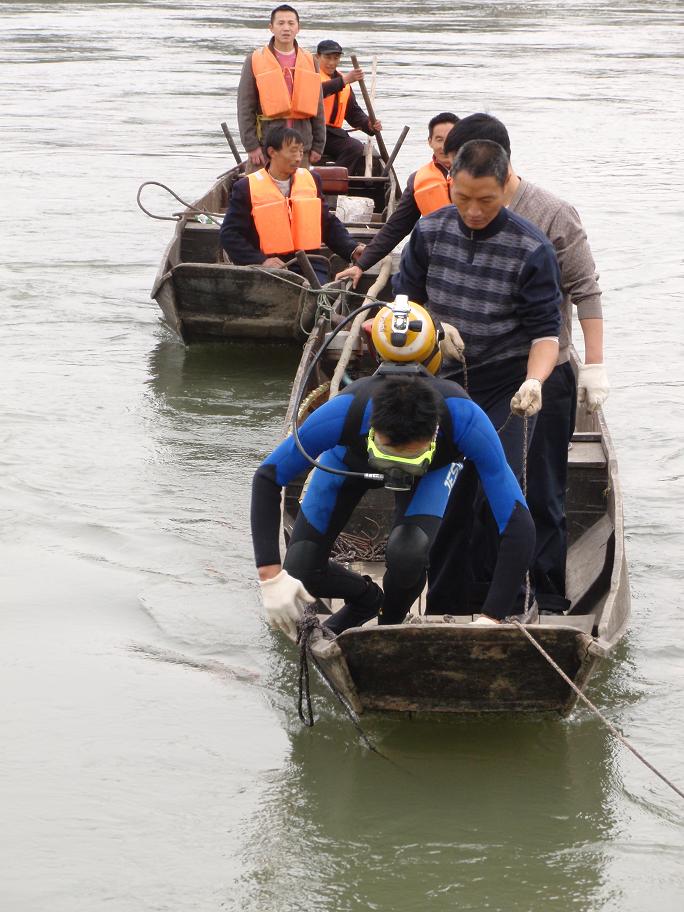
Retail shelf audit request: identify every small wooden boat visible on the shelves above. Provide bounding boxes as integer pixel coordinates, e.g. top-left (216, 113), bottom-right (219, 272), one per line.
top-left (281, 314), bottom-right (630, 717)
top-left (143, 165), bottom-right (399, 344)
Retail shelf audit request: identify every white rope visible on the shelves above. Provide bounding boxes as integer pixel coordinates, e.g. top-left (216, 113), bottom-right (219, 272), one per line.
top-left (329, 256), bottom-right (392, 398)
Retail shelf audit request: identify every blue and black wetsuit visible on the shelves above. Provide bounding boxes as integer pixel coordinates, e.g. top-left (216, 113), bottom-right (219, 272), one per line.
top-left (251, 373), bottom-right (535, 626)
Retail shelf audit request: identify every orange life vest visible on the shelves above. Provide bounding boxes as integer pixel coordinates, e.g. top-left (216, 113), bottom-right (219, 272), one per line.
top-left (413, 161), bottom-right (451, 216)
top-left (321, 73), bottom-right (350, 128)
top-left (251, 45), bottom-right (320, 119)
top-left (248, 168), bottom-right (322, 255)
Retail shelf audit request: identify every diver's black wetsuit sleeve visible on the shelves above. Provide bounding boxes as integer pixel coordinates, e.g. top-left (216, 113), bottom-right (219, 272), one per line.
top-left (250, 394), bottom-right (354, 567)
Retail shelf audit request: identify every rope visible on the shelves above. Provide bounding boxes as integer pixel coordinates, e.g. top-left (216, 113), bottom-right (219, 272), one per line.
top-left (136, 180), bottom-right (223, 225)
top-left (510, 619), bottom-right (684, 801)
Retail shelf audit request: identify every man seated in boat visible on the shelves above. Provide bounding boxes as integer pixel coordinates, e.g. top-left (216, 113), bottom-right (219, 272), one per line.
top-left (315, 39), bottom-right (383, 176)
top-left (220, 125), bottom-right (365, 286)
top-left (443, 113), bottom-right (608, 615)
top-left (251, 300), bottom-right (536, 638)
top-left (237, 4), bottom-right (325, 173)
top-left (335, 112), bottom-right (459, 286)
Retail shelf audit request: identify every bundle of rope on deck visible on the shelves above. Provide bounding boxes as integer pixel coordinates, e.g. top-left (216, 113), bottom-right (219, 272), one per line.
top-left (331, 529), bottom-right (387, 562)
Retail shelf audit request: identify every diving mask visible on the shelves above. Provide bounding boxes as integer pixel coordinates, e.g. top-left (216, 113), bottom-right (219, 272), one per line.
top-left (366, 428), bottom-right (437, 492)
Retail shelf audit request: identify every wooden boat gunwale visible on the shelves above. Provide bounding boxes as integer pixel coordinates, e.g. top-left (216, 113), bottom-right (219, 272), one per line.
top-left (147, 164), bottom-right (399, 344)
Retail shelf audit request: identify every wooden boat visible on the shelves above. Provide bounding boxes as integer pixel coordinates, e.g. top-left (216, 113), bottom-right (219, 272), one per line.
top-left (143, 164), bottom-right (399, 344)
top-left (281, 314), bottom-right (630, 717)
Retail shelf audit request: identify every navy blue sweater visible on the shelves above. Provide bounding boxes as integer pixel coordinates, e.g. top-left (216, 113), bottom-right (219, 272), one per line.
top-left (394, 206), bottom-right (562, 370)
top-left (220, 170), bottom-right (358, 266)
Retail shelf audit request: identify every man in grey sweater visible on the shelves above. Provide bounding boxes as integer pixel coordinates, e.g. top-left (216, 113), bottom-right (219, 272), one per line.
top-left (444, 114), bottom-right (609, 612)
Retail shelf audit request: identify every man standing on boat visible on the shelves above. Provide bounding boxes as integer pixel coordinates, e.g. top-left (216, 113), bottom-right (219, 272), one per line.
top-left (443, 114), bottom-right (608, 614)
top-left (335, 112), bottom-right (459, 282)
top-left (392, 139), bottom-right (563, 616)
top-left (220, 125), bottom-right (364, 285)
top-left (237, 5), bottom-right (325, 173)
top-left (251, 302), bottom-right (536, 637)
top-left (315, 39), bottom-right (383, 175)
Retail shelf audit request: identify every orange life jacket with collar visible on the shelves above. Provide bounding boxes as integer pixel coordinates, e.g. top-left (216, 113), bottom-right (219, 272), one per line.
top-left (248, 168), bottom-right (322, 255)
top-left (320, 73), bottom-right (350, 128)
top-left (413, 161), bottom-right (451, 216)
top-left (251, 45), bottom-right (320, 119)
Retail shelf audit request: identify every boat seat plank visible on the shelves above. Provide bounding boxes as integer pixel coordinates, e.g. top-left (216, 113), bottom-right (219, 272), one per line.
top-left (568, 440), bottom-right (607, 468)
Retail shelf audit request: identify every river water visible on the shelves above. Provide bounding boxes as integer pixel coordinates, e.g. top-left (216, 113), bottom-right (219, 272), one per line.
top-left (1, 1), bottom-right (683, 909)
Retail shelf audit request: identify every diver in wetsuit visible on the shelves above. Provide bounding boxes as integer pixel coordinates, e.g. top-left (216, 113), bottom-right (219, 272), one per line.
top-left (251, 300), bottom-right (535, 637)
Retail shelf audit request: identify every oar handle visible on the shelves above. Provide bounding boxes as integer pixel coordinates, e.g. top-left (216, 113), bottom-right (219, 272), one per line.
top-left (381, 125), bottom-right (410, 177)
top-left (220, 122), bottom-right (243, 166)
top-left (295, 250), bottom-right (323, 289)
top-left (350, 55), bottom-right (390, 164)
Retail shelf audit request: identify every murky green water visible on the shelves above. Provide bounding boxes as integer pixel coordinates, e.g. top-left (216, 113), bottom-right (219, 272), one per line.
top-left (1, 1), bottom-right (683, 909)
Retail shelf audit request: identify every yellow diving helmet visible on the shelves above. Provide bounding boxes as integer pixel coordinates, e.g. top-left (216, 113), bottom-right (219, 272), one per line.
top-left (370, 296), bottom-right (442, 375)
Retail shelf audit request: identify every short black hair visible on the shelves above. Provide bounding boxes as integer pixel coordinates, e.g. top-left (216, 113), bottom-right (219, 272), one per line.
top-left (449, 139), bottom-right (509, 187)
top-left (428, 112), bottom-right (459, 138)
top-left (371, 378), bottom-right (439, 446)
top-left (444, 113), bottom-right (511, 158)
top-left (263, 124), bottom-right (304, 153)
top-left (270, 4), bottom-right (299, 23)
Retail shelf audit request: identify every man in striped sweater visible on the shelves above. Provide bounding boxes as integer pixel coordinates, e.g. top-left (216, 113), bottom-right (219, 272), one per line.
top-left (444, 114), bottom-right (608, 613)
top-left (393, 139), bottom-right (563, 615)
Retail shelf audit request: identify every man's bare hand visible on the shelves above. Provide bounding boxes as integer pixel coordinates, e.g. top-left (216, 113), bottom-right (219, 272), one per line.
top-left (248, 147), bottom-right (266, 167)
top-left (335, 264), bottom-right (363, 287)
top-left (309, 150), bottom-right (322, 164)
top-left (370, 120), bottom-right (382, 133)
top-left (342, 68), bottom-right (364, 85)
top-left (351, 244), bottom-right (366, 261)
top-left (262, 256), bottom-right (286, 268)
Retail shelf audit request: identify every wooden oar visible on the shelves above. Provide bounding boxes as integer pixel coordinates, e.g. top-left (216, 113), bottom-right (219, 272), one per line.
top-left (220, 122), bottom-right (243, 166)
top-left (295, 250), bottom-right (323, 289)
top-left (381, 125), bottom-right (410, 177)
top-left (350, 55), bottom-right (390, 163)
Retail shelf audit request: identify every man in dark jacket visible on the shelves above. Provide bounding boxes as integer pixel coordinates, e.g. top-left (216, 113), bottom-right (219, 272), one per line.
top-left (220, 126), bottom-right (364, 285)
top-left (315, 39), bottom-right (382, 175)
top-left (335, 112), bottom-right (459, 284)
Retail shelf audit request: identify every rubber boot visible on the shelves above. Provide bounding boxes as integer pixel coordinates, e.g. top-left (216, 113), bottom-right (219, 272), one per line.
top-left (323, 577), bottom-right (383, 635)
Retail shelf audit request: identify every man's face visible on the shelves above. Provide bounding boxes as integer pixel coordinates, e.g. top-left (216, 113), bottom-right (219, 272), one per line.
top-left (428, 122), bottom-right (455, 168)
top-left (318, 52), bottom-right (341, 77)
top-left (269, 139), bottom-right (304, 174)
top-left (270, 12), bottom-right (299, 45)
top-left (449, 171), bottom-right (507, 230)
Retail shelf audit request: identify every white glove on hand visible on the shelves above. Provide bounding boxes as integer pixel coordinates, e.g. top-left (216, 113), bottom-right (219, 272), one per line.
top-left (510, 378), bottom-right (543, 417)
top-left (578, 362), bottom-right (609, 413)
top-left (440, 322), bottom-right (465, 363)
top-left (259, 570), bottom-right (315, 638)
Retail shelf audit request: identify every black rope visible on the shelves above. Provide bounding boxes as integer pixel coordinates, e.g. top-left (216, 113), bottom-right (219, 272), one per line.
top-left (295, 608), bottom-right (406, 767)
top-left (136, 180), bottom-right (223, 225)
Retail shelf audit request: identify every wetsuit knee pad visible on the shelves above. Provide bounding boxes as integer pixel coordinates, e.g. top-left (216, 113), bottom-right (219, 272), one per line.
top-left (385, 524), bottom-right (430, 588)
top-left (283, 540), bottom-right (326, 593)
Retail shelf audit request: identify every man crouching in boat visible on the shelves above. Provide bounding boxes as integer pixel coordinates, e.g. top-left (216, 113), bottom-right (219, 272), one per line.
top-left (250, 300), bottom-right (535, 638)
top-left (220, 125), bottom-right (365, 286)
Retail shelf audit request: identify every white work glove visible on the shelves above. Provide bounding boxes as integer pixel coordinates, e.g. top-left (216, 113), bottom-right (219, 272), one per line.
top-left (258, 570), bottom-right (315, 638)
top-left (510, 378), bottom-right (543, 417)
top-left (440, 322), bottom-right (465, 363)
top-left (577, 362), bottom-right (609, 413)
